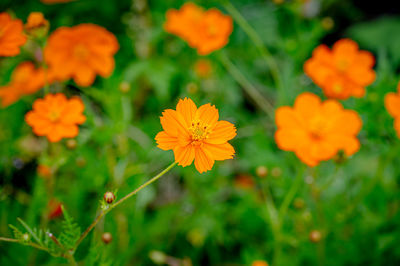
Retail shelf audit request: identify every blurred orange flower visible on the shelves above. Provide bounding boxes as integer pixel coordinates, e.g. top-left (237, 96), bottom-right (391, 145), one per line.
top-left (164, 3), bottom-right (233, 55)
top-left (25, 93), bottom-right (86, 142)
top-left (252, 260), bottom-right (269, 266)
top-left (234, 174), bottom-right (255, 189)
top-left (304, 39), bottom-right (375, 100)
top-left (44, 24), bottom-right (119, 87)
top-left (0, 12), bottom-right (27, 57)
top-left (384, 82), bottom-right (400, 138)
top-left (194, 59), bottom-right (212, 78)
top-left (275, 93), bottom-right (362, 166)
top-left (37, 164), bottom-right (52, 178)
top-left (156, 98), bottom-right (236, 173)
top-left (47, 199), bottom-right (63, 219)
top-left (25, 12), bottom-right (49, 31)
top-left (0, 62), bottom-right (45, 107)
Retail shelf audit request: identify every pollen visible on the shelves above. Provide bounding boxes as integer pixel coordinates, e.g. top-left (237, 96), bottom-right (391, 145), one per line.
top-left (74, 44), bottom-right (89, 59)
top-left (189, 120), bottom-right (211, 142)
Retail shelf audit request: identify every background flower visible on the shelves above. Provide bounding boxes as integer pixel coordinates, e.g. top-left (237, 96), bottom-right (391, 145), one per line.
top-left (164, 3), bottom-right (233, 55)
top-left (25, 93), bottom-right (86, 142)
top-left (304, 39), bottom-right (376, 99)
top-left (44, 24), bottom-right (119, 87)
top-left (0, 12), bottom-right (27, 56)
top-left (275, 93), bottom-right (362, 166)
top-left (0, 62), bottom-right (45, 107)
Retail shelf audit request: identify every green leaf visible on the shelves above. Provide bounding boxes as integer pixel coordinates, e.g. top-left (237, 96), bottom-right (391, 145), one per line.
top-left (58, 206), bottom-right (81, 250)
top-left (347, 16), bottom-right (400, 66)
top-left (17, 218), bottom-right (42, 245)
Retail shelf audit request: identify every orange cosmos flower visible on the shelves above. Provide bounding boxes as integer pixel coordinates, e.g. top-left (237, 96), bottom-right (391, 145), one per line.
top-left (37, 164), bottom-right (52, 178)
top-left (155, 98), bottom-right (237, 173)
top-left (252, 261), bottom-right (269, 266)
top-left (384, 82), bottom-right (400, 138)
top-left (25, 12), bottom-right (49, 32)
top-left (25, 93), bottom-right (86, 142)
top-left (164, 3), bottom-right (233, 55)
top-left (0, 62), bottom-right (45, 107)
top-left (275, 93), bottom-right (362, 166)
top-left (44, 24), bottom-right (119, 87)
top-left (304, 39), bottom-right (375, 100)
top-left (234, 174), bottom-right (255, 190)
top-left (194, 59), bottom-right (212, 78)
top-left (0, 12), bottom-right (27, 57)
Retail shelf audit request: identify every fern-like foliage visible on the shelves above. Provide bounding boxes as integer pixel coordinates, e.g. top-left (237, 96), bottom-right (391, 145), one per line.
top-left (58, 206), bottom-right (81, 251)
top-left (9, 224), bottom-right (29, 243)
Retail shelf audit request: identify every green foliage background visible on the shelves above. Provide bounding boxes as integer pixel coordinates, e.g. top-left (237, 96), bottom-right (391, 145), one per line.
top-left (1, 0), bottom-right (400, 265)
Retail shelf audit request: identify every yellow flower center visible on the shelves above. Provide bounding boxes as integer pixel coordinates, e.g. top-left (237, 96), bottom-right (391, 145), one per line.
top-left (333, 83), bottom-right (343, 93)
top-left (336, 59), bottom-right (349, 72)
top-left (207, 25), bottom-right (218, 36)
top-left (48, 111), bottom-right (61, 122)
top-left (189, 120), bottom-right (211, 144)
top-left (74, 44), bottom-right (89, 59)
top-left (309, 116), bottom-right (328, 140)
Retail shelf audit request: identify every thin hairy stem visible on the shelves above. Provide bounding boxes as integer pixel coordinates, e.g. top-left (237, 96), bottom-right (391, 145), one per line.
top-left (279, 166), bottom-right (304, 219)
top-left (75, 161), bottom-right (177, 248)
top-left (218, 51), bottom-right (274, 119)
top-left (0, 237), bottom-right (50, 252)
top-left (222, 0), bottom-right (282, 90)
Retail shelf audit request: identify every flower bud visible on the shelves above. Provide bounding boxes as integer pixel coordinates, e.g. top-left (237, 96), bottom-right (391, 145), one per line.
top-left (22, 233), bottom-right (30, 242)
top-left (101, 232), bottom-right (112, 244)
top-left (149, 250), bottom-right (167, 264)
top-left (293, 198), bottom-right (305, 209)
top-left (256, 166), bottom-right (268, 178)
top-left (252, 260), bottom-right (269, 266)
top-left (309, 230), bottom-right (322, 243)
top-left (271, 167), bottom-right (282, 178)
top-left (66, 139), bottom-right (77, 150)
top-left (104, 192), bottom-right (115, 204)
top-left (119, 81), bottom-right (130, 93)
top-left (76, 156), bottom-right (86, 167)
top-left (321, 17), bottom-right (334, 31)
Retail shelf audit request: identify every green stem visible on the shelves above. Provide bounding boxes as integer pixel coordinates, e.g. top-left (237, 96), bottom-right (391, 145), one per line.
top-left (66, 254), bottom-right (77, 266)
top-left (319, 164), bottom-right (340, 191)
top-left (309, 168), bottom-right (326, 266)
top-left (278, 166), bottom-right (304, 220)
top-left (258, 179), bottom-right (281, 265)
top-left (222, 0), bottom-right (282, 90)
top-left (41, 44), bottom-right (50, 95)
top-left (74, 161), bottom-right (177, 249)
top-left (0, 237), bottom-right (50, 252)
top-left (217, 51), bottom-right (274, 119)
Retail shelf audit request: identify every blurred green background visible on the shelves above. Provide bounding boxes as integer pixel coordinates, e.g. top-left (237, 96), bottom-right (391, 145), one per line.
top-left (1, 0), bottom-right (400, 265)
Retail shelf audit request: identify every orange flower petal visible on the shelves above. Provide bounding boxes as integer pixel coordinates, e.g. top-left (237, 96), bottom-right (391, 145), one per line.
top-left (176, 97), bottom-right (197, 128)
top-left (206, 120), bottom-right (236, 144)
top-left (194, 147), bottom-right (214, 173)
top-left (384, 93), bottom-right (400, 118)
top-left (196, 103), bottom-right (219, 128)
top-left (294, 147), bottom-right (319, 167)
top-left (394, 119), bottom-right (400, 138)
top-left (160, 109), bottom-right (189, 137)
top-left (324, 135), bottom-right (360, 156)
top-left (275, 106), bottom-right (303, 129)
top-left (275, 129), bottom-right (310, 151)
top-left (203, 142), bottom-right (235, 161)
top-left (294, 93), bottom-right (321, 119)
top-left (174, 145), bottom-right (195, 167)
top-left (155, 131), bottom-right (178, 151)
